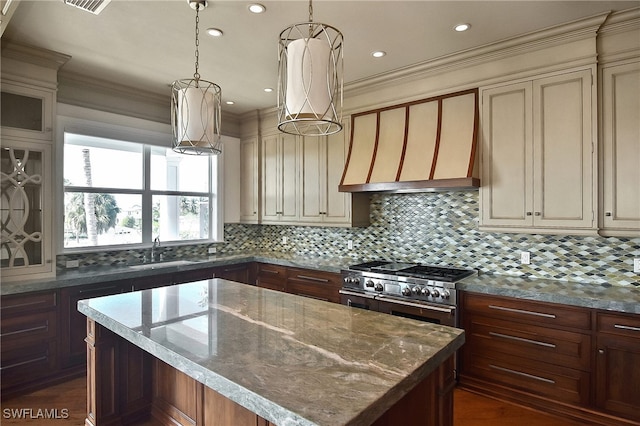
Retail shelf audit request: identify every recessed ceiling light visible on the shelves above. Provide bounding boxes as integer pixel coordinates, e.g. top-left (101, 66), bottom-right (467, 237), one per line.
top-left (206, 28), bottom-right (223, 37)
top-left (248, 3), bottom-right (265, 14)
top-left (371, 51), bottom-right (386, 58)
top-left (454, 23), bottom-right (471, 32)
top-left (264, 88), bottom-right (273, 93)
top-left (225, 101), bottom-right (235, 105)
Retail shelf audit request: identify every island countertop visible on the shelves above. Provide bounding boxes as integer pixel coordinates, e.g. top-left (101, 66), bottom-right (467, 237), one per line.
top-left (78, 279), bottom-right (464, 426)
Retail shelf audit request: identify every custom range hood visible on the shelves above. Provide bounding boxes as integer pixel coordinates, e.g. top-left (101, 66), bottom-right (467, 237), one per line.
top-left (339, 89), bottom-right (479, 193)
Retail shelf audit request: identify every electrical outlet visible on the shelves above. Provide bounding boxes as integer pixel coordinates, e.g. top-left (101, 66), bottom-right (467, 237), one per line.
top-left (520, 251), bottom-right (531, 265)
top-left (282, 236), bottom-right (288, 244)
top-left (634, 258), bottom-right (640, 273)
top-left (208, 247), bottom-right (216, 254)
top-left (66, 260), bottom-right (79, 268)
top-left (347, 240), bottom-right (353, 250)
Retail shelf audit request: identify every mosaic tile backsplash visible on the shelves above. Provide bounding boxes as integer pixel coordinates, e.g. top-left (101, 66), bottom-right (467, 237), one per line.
top-left (58, 192), bottom-right (640, 287)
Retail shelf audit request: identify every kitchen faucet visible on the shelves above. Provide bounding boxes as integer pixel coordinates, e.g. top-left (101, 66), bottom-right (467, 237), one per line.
top-left (151, 237), bottom-right (161, 262)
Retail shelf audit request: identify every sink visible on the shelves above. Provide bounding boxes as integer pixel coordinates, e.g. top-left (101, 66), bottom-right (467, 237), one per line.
top-left (129, 260), bottom-right (196, 270)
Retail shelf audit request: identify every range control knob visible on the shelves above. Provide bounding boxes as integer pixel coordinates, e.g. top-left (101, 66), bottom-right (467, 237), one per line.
top-left (421, 287), bottom-right (430, 296)
top-left (412, 286), bottom-right (422, 295)
top-left (401, 287), bottom-right (412, 296)
top-left (431, 288), bottom-right (440, 298)
top-left (374, 282), bottom-right (384, 292)
top-left (365, 279), bottom-right (375, 288)
top-left (441, 290), bottom-right (450, 299)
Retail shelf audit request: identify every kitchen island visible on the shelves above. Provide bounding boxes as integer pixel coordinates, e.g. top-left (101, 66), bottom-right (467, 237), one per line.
top-left (78, 279), bottom-right (464, 426)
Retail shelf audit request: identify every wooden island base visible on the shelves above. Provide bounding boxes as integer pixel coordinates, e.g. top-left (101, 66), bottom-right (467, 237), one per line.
top-left (85, 319), bottom-right (456, 426)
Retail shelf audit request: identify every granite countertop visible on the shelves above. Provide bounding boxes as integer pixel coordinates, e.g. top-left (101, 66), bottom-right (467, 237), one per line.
top-left (457, 274), bottom-right (640, 314)
top-left (78, 279), bottom-right (464, 426)
top-left (3, 252), bottom-right (639, 314)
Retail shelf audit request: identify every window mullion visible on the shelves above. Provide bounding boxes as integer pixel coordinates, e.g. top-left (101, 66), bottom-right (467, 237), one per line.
top-left (141, 145), bottom-right (153, 244)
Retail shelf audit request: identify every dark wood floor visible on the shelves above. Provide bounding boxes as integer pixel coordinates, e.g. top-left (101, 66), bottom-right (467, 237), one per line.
top-left (1, 377), bottom-right (585, 425)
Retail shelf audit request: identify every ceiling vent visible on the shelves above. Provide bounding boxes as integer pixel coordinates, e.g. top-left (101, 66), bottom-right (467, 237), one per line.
top-left (63, 0), bottom-right (111, 15)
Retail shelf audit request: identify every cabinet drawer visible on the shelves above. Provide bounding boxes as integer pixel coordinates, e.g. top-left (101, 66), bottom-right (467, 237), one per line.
top-left (597, 312), bottom-right (640, 339)
top-left (465, 315), bottom-right (591, 370)
top-left (256, 263), bottom-right (287, 292)
top-left (466, 353), bottom-right (590, 406)
top-left (463, 292), bottom-right (591, 330)
top-left (1, 291), bottom-right (57, 316)
top-left (1, 340), bottom-right (58, 388)
top-left (286, 268), bottom-right (341, 303)
top-left (0, 311), bottom-right (57, 346)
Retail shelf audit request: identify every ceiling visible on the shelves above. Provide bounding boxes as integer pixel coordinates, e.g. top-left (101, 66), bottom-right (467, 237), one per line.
top-left (3, 0), bottom-right (639, 116)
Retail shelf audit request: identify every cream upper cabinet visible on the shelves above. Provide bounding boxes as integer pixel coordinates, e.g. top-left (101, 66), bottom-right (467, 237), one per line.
top-left (261, 133), bottom-right (299, 224)
top-left (239, 137), bottom-right (260, 223)
top-left (0, 139), bottom-right (54, 280)
top-left (0, 81), bottom-right (54, 142)
top-left (600, 61), bottom-right (640, 236)
top-left (480, 69), bottom-right (596, 234)
top-left (299, 121), bottom-right (368, 226)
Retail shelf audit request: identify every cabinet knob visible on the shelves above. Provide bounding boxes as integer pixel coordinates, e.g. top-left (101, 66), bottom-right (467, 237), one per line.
top-left (526, 212), bottom-right (532, 216)
top-left (534, 212), bottom-right (541, 216)
top-left (598, 349), bottom-right (605, 355)
top-left (605, 212), bottom-right (612, 217)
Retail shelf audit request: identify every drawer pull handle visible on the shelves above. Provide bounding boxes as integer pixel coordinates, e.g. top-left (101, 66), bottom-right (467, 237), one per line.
top-left (488, 305), bottom-right (556, 319)
top-left (261, 270), bottom-right (280, 275)
top-left (0, 299), bottom-right (50, 310)
top-left (614, 324), bottom-right (640, 332)
top-left (0, 355), bottom-right (48, 371)
top-left (489, 332), bottom-right (556, 348)
top-left (489, 364), bottom-right (555, 384)
top-left (295, 275), bottom-right (329, 283)
top-left (1, 323), bottom-right (49, 338)
top-left (78, 285), bottom-right (120, 295)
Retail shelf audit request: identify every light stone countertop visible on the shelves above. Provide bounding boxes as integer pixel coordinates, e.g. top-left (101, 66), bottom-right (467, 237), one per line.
top-left (78, 279), bottom-right (464, 426)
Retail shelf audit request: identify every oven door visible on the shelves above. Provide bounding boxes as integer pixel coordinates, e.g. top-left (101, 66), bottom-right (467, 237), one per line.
top-left (339, 289), bottom-right (379, 311)
top-left (377, 296), bottom-right (457, 327)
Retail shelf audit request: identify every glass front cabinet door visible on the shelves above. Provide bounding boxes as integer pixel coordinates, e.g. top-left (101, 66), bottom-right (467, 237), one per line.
top-left (0, 83), bottom-right (54, 141)
top-left (0, 140), bottom-right (54, 280)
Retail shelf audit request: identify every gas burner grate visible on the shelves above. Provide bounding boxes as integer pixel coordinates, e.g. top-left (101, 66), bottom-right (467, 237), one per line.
top-left (348, 261), bottom-right (390, 272)
top-left (396, 265), bottom-right (475, 282)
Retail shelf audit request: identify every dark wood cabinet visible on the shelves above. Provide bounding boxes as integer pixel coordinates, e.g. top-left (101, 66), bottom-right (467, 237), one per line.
top-left (460, 291), bottom-right (640, 426)
top-left (255, 263), bottom-right (287, 292)
top-left (595, 312), bottom-right (640, 422)
top-left (211, 262), bottom-right (254, 285)
top-left (285, 267), bottom-right (342, 303)
top-left (0, 290), bottom-right (61, 399)
top-left (60, 280), bottom-right (130, 369)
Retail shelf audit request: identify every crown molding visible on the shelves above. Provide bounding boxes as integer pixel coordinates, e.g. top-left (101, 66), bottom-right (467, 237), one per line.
top-left (1, 39), bottom-right (70, 70)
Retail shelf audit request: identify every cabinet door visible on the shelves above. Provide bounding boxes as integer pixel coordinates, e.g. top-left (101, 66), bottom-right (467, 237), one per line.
top-left (261, 134), bottom-right (298, 223)
top-left (262, 135), bottom-right (280, 222)
top-left (324, 124), bottom-right (352, 224)
top-left (60, 281), bottom-right (129, 368)
top-left (300, 135), bottom-right (324, 222)
top-left (480, 82), bottom-right (533, 227)
top-left (601, 61), bottom-right (640, 235)
top-left (212, 263), bottom-right (252, 285)
top-left (532, 69), bottom-right (594, 229)
top-left (0, 139), bottom-right (54, 280)
top-left (239, 137), bottom-right (259, 223)
top-left (0, 82), bottom-right (54, 141)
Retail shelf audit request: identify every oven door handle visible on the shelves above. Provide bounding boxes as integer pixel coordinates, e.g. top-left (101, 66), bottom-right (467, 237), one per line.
top-left (376, 296), bottom-right (455, 314)
top-left (339, 289), bottom-right (376, 299)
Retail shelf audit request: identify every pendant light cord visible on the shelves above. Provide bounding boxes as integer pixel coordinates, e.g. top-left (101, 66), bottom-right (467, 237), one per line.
top-left (194, 5), bottom-right (201, 84)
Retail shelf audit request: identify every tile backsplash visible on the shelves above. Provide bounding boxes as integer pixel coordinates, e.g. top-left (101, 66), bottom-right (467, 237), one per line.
top-left (58, 192), bottom-right (640, 287)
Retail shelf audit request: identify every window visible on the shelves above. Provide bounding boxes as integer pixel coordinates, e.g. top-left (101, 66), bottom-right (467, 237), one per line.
top-left (63, 132), bottom-right (219, 249)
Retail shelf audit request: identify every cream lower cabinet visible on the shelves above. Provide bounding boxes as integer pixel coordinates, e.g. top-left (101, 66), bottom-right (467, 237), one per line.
top-left (239, 137), bottom-right (260, 223)
top-left (261, 133), bottom-right (299, 224)
top-left (480, 69), bottom-right (595, 234)
top-left (600, 61), bottom-right (640, 236)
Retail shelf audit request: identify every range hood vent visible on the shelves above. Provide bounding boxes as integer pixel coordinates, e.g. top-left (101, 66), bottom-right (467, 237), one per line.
top-left (63, 0), bottom-right (111, 15)
top-left (339, 88), bottom-right (479, 193)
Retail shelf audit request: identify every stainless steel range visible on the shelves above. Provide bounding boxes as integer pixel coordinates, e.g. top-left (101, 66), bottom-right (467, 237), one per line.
top-left (340, 261), bottom-right (476, 327)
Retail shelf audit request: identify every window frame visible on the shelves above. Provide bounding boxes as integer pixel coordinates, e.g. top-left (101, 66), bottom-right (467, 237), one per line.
top-left (57, 111), bottom-right (223, 254)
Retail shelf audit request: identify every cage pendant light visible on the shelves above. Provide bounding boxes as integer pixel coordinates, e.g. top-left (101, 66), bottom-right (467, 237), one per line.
top-left (277, 0), bottom-right (343, 136)
top-left (171, 0), bottom-right (222, 155)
